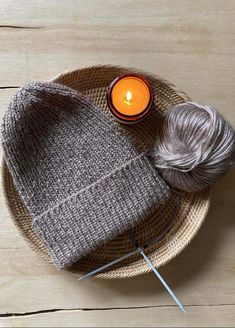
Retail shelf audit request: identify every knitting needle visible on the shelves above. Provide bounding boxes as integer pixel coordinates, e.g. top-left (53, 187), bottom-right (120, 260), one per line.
top-left (78, 194), bottom-right (181, 282)
top-left (78, 249), bottom-right (138, 281)
top-left (137, 246), bottom-right (186, 313)
top-left (79, 245), bottom-right (186, 313)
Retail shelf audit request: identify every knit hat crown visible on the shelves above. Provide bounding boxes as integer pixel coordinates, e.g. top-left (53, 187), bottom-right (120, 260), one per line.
top-left (2, 82), bottom-right (170, 268)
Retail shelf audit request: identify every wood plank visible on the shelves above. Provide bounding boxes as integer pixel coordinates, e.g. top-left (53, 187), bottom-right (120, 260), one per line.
top-left (0, 0), bottom-right (234, 29)
top-left (0, 1), bottom-right (235, 327)
top-left (1, 305), bottom-right (235, 327)
top-left (0, 1), bottom-right (235, 124)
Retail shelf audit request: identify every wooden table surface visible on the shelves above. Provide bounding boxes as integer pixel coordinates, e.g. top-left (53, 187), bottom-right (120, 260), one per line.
top-left (0, 1), bottom-right (235, 327)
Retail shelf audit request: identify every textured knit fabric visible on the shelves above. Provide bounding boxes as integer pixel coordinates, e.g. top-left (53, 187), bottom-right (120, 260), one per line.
top-left (1, 82), bottom-right (170, 269)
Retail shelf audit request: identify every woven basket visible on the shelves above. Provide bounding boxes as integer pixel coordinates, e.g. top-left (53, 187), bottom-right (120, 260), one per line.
top-left (2, 65), bottom-right (211, 279)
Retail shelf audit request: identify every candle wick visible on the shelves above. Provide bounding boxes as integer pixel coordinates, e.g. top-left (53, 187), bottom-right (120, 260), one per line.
top-left (123, 90), bottom-right (133, 105)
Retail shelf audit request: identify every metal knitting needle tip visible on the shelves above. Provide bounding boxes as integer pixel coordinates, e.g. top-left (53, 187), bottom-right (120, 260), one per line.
top-left (78, 249), bottom-right (138, 281)
top-left (137, 247), bottom-right (186, 314)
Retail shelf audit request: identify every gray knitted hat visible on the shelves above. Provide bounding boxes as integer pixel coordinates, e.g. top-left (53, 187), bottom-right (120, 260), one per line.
top-left (1, 82), bottom-right (170, 269)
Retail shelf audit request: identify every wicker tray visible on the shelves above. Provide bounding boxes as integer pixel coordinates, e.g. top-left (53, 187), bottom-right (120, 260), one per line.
top-left (2, 65), bottom-right (211, 279)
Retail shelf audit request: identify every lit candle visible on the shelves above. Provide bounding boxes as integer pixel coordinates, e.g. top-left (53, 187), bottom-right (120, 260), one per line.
top-left (107, 74), bottom-right (154, 124)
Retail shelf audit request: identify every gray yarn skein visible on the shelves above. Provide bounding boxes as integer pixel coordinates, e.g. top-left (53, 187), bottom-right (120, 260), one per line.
top-left (151, 102), bottom-right (235, 192)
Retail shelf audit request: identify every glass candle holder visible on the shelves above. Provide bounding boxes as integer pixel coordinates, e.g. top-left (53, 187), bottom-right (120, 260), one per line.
top-left (107, 74), bottom-right (154, 124)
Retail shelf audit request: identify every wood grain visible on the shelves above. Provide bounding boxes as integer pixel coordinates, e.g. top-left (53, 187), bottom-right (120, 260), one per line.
top-left (1, 305), bottom-right (235, 327)
top-left (0, 1), bottom-right (235, 327)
